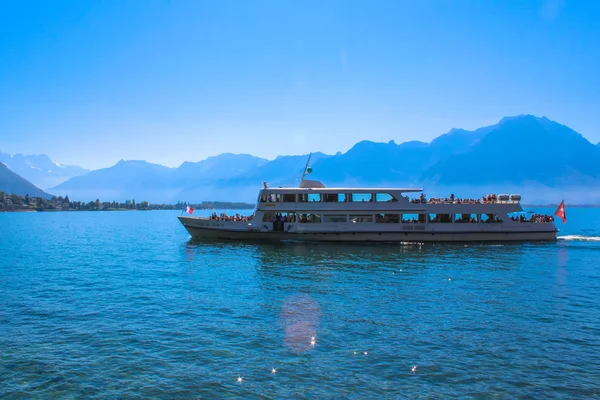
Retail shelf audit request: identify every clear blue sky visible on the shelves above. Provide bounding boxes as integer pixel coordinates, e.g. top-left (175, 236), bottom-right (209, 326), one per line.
top-left (1, 0), bottom-right (599, 169)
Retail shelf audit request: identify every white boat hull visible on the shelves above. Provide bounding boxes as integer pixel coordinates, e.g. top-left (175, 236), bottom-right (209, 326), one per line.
top-left (178, 217), bottom-right (557, 242)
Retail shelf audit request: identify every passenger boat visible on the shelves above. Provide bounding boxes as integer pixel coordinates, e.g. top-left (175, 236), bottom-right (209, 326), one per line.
top-left (178, 158), bottom-right (558, 242)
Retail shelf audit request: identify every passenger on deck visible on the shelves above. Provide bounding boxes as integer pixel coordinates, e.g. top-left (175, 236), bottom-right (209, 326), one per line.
top-left (509, 214), bottom-right (553, 223)
top-left (209, 212), bottom-right (254, 222)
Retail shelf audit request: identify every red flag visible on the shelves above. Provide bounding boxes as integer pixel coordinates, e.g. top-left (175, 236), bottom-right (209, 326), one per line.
top-left (186, 205), bottom-right (194, 215)
top-left (554, 200), bottom-right (566, 223)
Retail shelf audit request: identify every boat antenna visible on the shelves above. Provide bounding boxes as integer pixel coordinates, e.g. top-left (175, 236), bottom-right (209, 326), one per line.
top-left (300, 152), bottom-right (312, 186)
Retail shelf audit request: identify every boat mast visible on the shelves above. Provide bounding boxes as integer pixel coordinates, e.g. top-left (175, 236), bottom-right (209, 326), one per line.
top-left (299, 152), bottom-right (312, 186)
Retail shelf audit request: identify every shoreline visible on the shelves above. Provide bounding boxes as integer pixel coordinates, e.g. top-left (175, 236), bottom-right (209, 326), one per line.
top-left (0, 208), bottom-right (254, 213)
top-left (1, 194), bottom-right (255, 213)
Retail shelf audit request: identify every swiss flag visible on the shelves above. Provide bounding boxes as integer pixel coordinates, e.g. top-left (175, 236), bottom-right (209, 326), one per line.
top-left (186, 205), bottom-right (194, 215)
top-left (554, 200), bottom-right (566, 224)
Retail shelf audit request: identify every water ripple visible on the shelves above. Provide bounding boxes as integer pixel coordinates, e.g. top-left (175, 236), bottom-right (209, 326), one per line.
top-left (1, 209), bottom-right (600, 398)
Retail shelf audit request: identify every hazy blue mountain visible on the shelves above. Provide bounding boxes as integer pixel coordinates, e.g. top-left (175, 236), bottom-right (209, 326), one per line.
top-left (50, 115), bottom-right (600, 203)
top-left (0, 162), bottom-right (52, 198)
top-left (305, 125), bottom-right (496, 187)
top-left (51, 154), bottom-right (270, 203)
top-left (421, 115), bottom-right (600, 187)
top-left (54, 160), bottom-right (174, 189)
top-left (227, 152), bottom-right (329, 185)
top-left (428, 125), bottom-right (495, 160)
top-left (176, 153), bottom-right (268, 184)
top-left (175, 152), bottom-right (331, 203)
top-left (0, 152), bottom-right (88, 189)
top-left (307, 141), bottom-right (431, 186)
top-left (52, 160), bottom-right (177, 203)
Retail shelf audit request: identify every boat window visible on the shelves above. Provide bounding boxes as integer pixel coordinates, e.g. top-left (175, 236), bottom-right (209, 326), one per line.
top-left (376, 213), bottom-right (400, 223)
top-left (508, 211), bottom-right (530, 222)
top-left (349, 214), bottom-right (373, 223)
top-left (262, 212), bottom-right (275, 222)
top-left (283, 194), bottom-right (296, 202)
top-left (298, 193), bottom-right (308, 203)
top-left (323, 215), bottom-right (348, 223)
top-left (429, 213), bottom-right (452, 223)
top-left (323, 193), bottom-right (338, 202)
top-left (454, 213), bottom-right (478, 223)
top-left (281, 212), bottom-right (296, 222)
top-left (338, 193), bottom-right (347, 202)
top-left (307, 193), bottom-right (321, 202)
top-left (274, 194), bottom-right (282, 202)
top-left (299, 213), bottom-right (322, 223)
top-left (402, 213), bottom-right (426, 223)
top-left (375, 193), bottom-right (395, 202)
top-left (482, 214), bottom-right (503, 223)
top-left (260, 193), bottom-right (277, 202)
top-left (351, 193), bottom-right (371, 202)
top-left (264, 212), bottom-right (297, 223)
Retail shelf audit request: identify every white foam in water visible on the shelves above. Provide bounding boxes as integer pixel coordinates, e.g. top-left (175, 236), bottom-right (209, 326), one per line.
top-left (558, 235), bottom-right (600, 242)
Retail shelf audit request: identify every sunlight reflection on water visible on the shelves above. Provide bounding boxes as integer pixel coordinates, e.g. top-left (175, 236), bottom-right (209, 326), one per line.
top-left (280, 294), bottom-right (320, 353)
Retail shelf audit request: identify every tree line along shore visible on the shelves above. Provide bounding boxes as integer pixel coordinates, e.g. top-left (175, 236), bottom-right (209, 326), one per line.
top-left (0, 192), bottom-right (254, 212)
top-left (2, 191), bottom-right (599, 212)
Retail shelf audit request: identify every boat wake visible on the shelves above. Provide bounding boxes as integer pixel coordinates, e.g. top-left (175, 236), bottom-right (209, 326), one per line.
top-left (558, 235), bottom-right (600, 242)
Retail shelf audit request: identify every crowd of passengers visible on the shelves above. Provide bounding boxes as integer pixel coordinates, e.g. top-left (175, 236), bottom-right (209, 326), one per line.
top-left (411, 193), bottom-right (512, 204)
top-left (510, 214), bottom-right (554, 223)
top-left (209, 212), bottom-right (254, 222)
top-left (376, 214), bottom-right (400, 223)
top-left (207, 211), bottom-right (553, 224)
top-left (448, 216), bottom-right (483, 223)
top-left (269, 213), bottom-right (298, 223)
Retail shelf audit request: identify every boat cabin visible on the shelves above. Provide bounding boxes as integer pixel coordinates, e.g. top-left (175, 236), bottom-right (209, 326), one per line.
top-left (254, 181), bottom-right (521, 226)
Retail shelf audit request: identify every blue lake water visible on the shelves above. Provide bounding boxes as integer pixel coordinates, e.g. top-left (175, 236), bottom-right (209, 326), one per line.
top-left (1, 208), bottom-right (600, 398)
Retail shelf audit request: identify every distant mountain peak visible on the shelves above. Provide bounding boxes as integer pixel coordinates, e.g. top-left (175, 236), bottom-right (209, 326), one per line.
top-left (398, 140), bottom-right (428, 149)
top-left (274, 151), bottom-right (326, 160)
top-left (116, 159), bottom-right (170, 168)
top-left (117, 159), bottom-right (145, 164)
top-left (0, 162), bottom-right (51, 198)
top-left (354, 140), bottom-right (376, 146)
top-left (498, 114), bottom-right (550, 125)
top-left (0, 152), bottom-right (88, 190)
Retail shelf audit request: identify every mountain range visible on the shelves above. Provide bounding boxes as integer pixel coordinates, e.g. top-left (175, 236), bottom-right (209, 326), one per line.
top-left (2, 115), bottom-right (600, 204)
top-left (0, 162), bottom-right (51, 198)
top-left (0, 152), bottom-right (88, 189)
